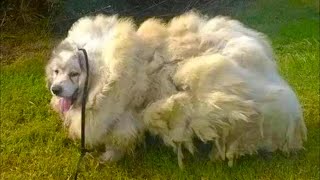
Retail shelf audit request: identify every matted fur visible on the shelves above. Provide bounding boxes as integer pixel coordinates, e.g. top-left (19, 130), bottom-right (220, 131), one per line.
top-left (46, 15), bottom-right (148, 161)
top-left (46, 12), bottom-right (307, 166)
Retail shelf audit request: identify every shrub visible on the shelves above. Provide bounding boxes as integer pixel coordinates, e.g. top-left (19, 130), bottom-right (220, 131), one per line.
top-left (1, 0), bottom-right (243, 34)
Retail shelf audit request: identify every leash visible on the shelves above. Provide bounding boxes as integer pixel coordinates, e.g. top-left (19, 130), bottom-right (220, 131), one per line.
top-left (73, 48), bottom-right (90, 179)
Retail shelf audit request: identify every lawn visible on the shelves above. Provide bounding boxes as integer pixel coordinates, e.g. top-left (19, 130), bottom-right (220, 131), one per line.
top-left (0, 0), bottom-right (319, 179)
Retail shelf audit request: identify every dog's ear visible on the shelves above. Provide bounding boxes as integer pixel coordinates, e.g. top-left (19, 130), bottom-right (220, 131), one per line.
top-left (77, 50), bottom-right (88, 72)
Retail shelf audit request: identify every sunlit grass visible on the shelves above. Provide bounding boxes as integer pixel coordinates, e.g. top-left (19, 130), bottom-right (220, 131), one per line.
top-left (1, 0), bottom-right (319, 179)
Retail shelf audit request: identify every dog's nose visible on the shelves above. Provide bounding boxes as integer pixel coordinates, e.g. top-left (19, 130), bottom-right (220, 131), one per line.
top-left (51, 85), bottom-right (62, 95)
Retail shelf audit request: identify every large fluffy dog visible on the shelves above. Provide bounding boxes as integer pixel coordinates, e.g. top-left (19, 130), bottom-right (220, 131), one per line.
top-left (45, 12), bottom-right (307, 167)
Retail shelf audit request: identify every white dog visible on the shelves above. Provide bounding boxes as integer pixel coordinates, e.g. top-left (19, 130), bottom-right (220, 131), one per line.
top-left (45, 12), bottom-right (307, 167)
top-left (46, 15), bottom-right (147, 162)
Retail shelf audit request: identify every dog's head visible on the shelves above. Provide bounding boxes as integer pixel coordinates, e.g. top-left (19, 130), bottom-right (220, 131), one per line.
top-left (46, 40), bottom-right (88, 113)
top-left (46, 15), bottom-right (151, 117)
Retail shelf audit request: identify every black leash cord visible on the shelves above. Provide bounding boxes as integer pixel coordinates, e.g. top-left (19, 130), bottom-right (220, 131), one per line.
top-left (73, 48), bottom-right (90, 179)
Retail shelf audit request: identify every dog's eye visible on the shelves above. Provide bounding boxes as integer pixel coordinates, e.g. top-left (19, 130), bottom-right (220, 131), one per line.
top-left (69, 72), bottom-right (80, 77)
top-left (54, 70), bottom-right (59, 74)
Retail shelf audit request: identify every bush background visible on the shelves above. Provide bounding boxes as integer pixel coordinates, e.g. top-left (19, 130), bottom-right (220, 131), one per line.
top-left (1, 0), bottom-right (252, 33)
top-left (1, 0), bottom-right (319, 179)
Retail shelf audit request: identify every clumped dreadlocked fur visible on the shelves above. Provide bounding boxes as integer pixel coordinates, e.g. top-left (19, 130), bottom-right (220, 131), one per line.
top-left (46, 12), bottom-right (306, 167)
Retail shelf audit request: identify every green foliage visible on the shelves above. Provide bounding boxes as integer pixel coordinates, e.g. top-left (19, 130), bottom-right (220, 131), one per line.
top-left (1, 0), bottom-right (56, 26)
top-left (51, 0), bottom-right (240, 34)
top-left (1, 0), bottom-right (319, 179)
top-left (1, 0), bottom-right (241, 34)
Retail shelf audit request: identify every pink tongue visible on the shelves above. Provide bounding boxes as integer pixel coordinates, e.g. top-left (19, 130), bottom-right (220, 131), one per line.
top-left (59, 98), bottom-right (72, 113)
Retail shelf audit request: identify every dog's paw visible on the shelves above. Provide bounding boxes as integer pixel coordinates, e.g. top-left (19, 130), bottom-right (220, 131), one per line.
top-left (99, 149), bottom-right (124, 163)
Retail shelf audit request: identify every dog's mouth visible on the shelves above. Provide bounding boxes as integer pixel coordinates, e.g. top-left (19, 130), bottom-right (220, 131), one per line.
top-left (59, 98), bottom-right (73, 113)
top-left (59, 89), bottom-right (79, 113)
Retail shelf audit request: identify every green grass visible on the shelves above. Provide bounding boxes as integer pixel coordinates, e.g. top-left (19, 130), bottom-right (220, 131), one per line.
top-left (1, 0), bottom-right (319, 179)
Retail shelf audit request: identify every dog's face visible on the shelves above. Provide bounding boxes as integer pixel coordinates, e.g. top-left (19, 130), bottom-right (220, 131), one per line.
top-left (46, 41), bottom-right (86, 113)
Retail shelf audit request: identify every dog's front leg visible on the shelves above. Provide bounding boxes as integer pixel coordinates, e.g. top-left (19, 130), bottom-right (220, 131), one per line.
top-left (99, 147), bottom-right (124, 163)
